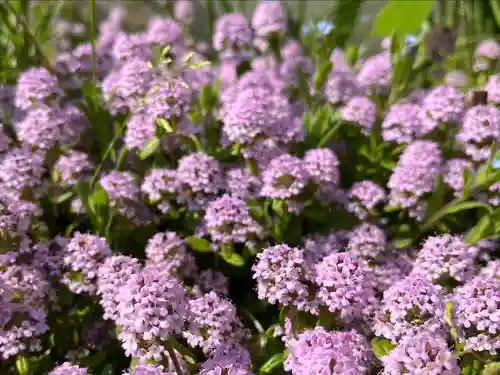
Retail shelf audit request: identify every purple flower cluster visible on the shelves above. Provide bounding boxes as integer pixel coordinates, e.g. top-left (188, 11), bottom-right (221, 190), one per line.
top-left (457, 105), bottom-right (500, 162)
top-left (347, 180), bottom-right (386, 219)
top-left (199, 344), bottom-right (253, 375)
top-left (347, 223), bottom-right (386, 260)
top-left (100, 171), bottom-right (152, 226)
top-left (341, 96), bottom-right (377, 134)
top-left (381, 331), bottom-right (459, 374)
top-left (176, 152), bottom-right (225, 210)
top-left (452, 278), bottom-right (500, 353)
top-left (227, 168), bottom-right (262, 200)
top-left (388, 141), bottom-right (442, 219)
top-left (373, 277), bottom-right (445, 342)
top-left (251, 1), bottom-right (287, 37)
top-left (325, 70), bottom-right (364, 106)
top-left (485, 73), bottom-right (500, 105)
top-left (0, 287), bottom-right (48, 359)
top-left (205, 195), bottom-right (263, 248)
top-left (260, 154), bottom-right (310, 203)
top-left (184, 291), bottom-right (248, 353)
top-left (381, 104), bottom-right (424, 143)
top-left (443, 158), bottom-right (474, 196)
top-left (252, 245), bottom-right (317, 313)
top-left (223, 87), bottom-right (292, 146)
top-left (411, 234), bottom-right (478, 286)
top-left (62, 233), bottom-right (112, 295)
top-left (356, 53), bottom-right (392, 92)
top-left (116, 266), bottom-right (188, 361)
top-left (419, 86), bottom-right (465, 132)
top-left (97, 255), bottom-right (142, 320)
top-left (214, 14), bottom-right (253, 60)
top-left (314, 251), bottom-right (378, 321)
top-left (303, 148), bottom-right (340, 202)
top-left (284, 327), bottom-right (373, 375)
top-left (49, 363), bottom-right (89, 375)
top-left (5, 4), bottom-right (500, 375)
top-left (14, 67), bottom-right (64, 110)
top-left (144, 231), bottom-right (197, 277)
top-left (54, 151), bottom-right (93, 186)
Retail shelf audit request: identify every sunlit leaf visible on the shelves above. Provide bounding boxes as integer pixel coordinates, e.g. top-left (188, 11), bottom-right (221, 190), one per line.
top-left (373, 0), bottom-right (434, 36)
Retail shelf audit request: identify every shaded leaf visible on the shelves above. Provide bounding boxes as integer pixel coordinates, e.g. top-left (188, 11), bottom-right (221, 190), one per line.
top-left (423, 174), bottom-right (446, 221)
top-left (465, 215), bottom-right (493, 245)
top-left (392, 237), bottom-right (414, 249)
top-left (462, 167), bottom-right (474, 197)
top-left (313, 61), bottom-right (332, 90)
top-left (321, 0), bottom-right (363, 56)
top-left (475, 143), bottom-right (497, 186)
top-left (138, 136), bottom-right (160, 160)
top-left (53, 191), bottom-right (74, 204)
top-left (186, 236), bottom-right (212, 252)
top-left (482, 362), bottom-right (500, 375)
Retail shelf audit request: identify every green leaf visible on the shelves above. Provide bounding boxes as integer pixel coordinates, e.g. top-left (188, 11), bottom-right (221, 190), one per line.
top-left (372, 0), bottom-right (434, 36)
top-left (129, 357), bottom-right (140, 371)
top-left (444, 300), bottom-right (454, 327)
top-left (444, 300), bottom-right (458, 340)
top-left (200, 84), bottom-right (213, 111)
top-left (423, 174), bottom-right (446, 220)
top-left (482, 362), bottom-right (500, 375)
top-left (157, 118), bottom-right (173, 133)
top-left (318, 120), bottom-right (342, 147)
top-left (461, 354), bottom-right (483, 375)
top-left (53, 191), bottom-right (74, 204)
top-left (75, 182), bottom-right (94, 216)
top-left (16, 356), bottom-right (29, 375)
top-left (259, 352), bottom-right (285, 374)
top-left (490, 0), bottom-right (500, 28)
top-left (465, 215), bottom-right (493, 245)
top-left (186, 236), bottom-right (212, 252)
top-left (383, 204), bottom-right (401, 213)
top-left (392, 237), bottom-right (414, 249)
top-left (90, 185), bottom-right (109, 207)
top-left (443, 201), bottom-right (493, 215)
top-left (475, 143), bottom-right (497, 187)
top-left (462, 167), bottom-right (474, 197)
top-left (371, 338), bottom-right (395, 359)
top-left (313, 61), bottom-right (332, 91)
top-left (221, 251), bottom-right (245, 267)
top-left (138, 136), bottom-right (160, 160)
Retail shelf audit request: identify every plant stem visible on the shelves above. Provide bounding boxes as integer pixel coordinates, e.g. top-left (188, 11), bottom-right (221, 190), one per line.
top-left (88, 0), bottom-right (97, 85)
top-left (90, 121), bottom-right (128, 189)
top-left (165, 340), bottom-right (184, 375)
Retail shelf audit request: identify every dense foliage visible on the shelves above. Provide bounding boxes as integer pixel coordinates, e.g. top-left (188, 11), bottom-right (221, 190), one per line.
top-left (1, 0), bottom-right (500, 374)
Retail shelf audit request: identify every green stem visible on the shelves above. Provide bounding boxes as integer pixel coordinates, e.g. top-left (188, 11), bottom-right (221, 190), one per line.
top-left (90, 121), bottom-right (128, 189)
top-left (165, 340), bottom-right (184, 375)
top-left (88, 0), bottom-right (97, 85)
